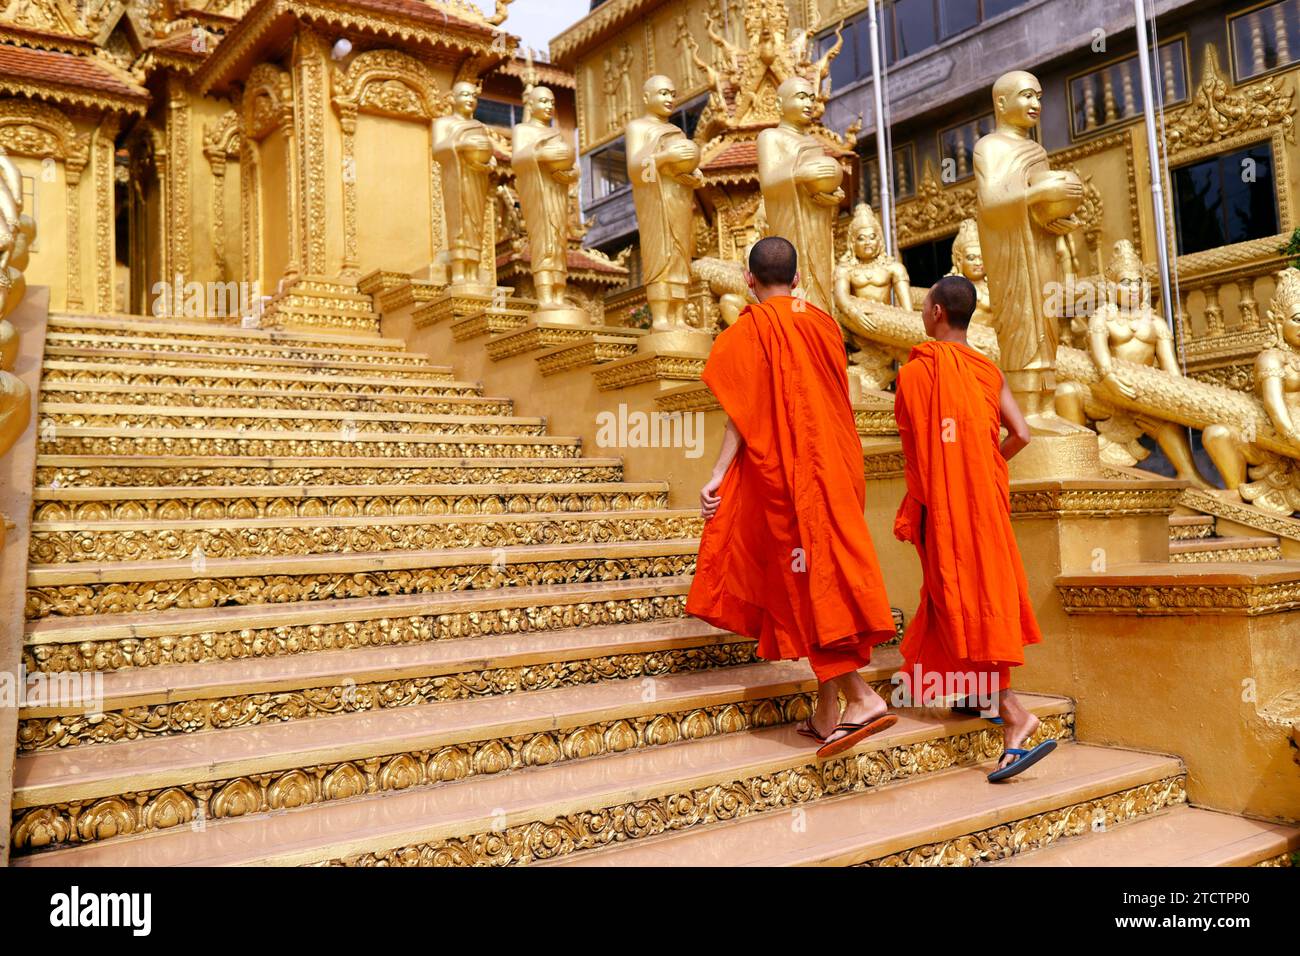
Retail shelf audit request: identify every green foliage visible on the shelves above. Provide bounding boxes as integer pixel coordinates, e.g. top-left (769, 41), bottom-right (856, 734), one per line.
top-left (625, 303), bottom-right (653, 330)
top-left (1281, 227), bottom-right (1300, 269)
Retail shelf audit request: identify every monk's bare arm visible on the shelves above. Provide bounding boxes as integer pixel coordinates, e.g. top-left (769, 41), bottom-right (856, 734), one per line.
top-left (998, 376), bottom-right (1032, 460)
top-left (700, 417), bottom-right (743, 519)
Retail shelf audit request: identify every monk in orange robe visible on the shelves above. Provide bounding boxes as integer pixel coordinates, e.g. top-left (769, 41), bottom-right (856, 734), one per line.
top-left (893, 274), bottom-right (1053, 781)
top-left (687, 237), bottom-right (898, 759)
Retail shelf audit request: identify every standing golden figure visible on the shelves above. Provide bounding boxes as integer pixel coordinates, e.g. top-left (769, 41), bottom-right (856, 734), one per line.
top-left (626, 74), bottom-right (708, 351)
top-left (512, 83), bottom-right (586, 323)
top-left (757, 76), bottom-right (845, 315)
top-left (432, 80), bottom-right (497, 292)
top-left (975, 70), bottom-right (1083, 415)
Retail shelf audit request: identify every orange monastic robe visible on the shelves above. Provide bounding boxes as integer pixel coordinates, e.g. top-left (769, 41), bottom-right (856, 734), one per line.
top-left (892, 340), bottom-right (1042, 695)
top-left (686, 296), bottom-right (897, 682)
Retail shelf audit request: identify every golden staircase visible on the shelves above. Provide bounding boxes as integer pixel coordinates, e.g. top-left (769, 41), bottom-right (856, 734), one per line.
top-left (9, 313), bottom-right (1298, 867)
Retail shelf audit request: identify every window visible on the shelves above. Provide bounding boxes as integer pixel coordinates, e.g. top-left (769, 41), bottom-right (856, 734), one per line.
top-left (473, 98), bottom-right (523, 128)
top-left (862, 143), bottom-right (916, 201)
top-left (815, 2), bottom-right (1032, 88)
top-left (1171, 143), bottom-right (1279, 255)
top-left (901, 234), bottom-right (957, 290)
top-left (1230, 0), bottom-right (1300, 81)
top-left (668, 97), bottom-right (706, 140)
top-left (938, 113), bottom-right (996, 182)
top-left (587, 137), bottom-right (629, 202)
top-left (1068, 39), bottom-right (1188, 139)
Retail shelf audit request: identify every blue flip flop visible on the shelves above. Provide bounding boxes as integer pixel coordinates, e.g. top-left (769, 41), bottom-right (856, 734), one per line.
top-left (952, 705), bottom-right (1003, 725)
top-left (987, 738), bottom-right (1057, 783)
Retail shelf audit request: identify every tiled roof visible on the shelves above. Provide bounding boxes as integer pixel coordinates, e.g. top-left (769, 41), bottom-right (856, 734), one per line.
top-left (344, 0), bottom-right (494, 35)
top-left (0, 44), bottom-right (148, 105)
top-left (701, 140), bottom-right (756, 171)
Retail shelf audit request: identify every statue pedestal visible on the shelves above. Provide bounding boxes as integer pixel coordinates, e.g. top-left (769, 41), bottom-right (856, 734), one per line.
top-left (1009, 411), bottom-right (1103, 481)
top-left (637, 327), bottom-right (713, 357)
top-left (533, 305), bottom-right (591, 328)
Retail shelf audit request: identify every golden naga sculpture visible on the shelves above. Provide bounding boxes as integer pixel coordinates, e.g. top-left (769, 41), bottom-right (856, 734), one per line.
top-left (626, 73), bottom-right (706, 345)
top-left (1203, 268), bottom-right (1300, 515)
top-left (975, 70), bottom-right (1084, 415)
top-left (432, 79), bottom-right (497, 293)
top-left (511, 83), bottom-right (585, 323)
top-left (757, 76), bottom-right (845, 315)
top-left (948, 218), bottom-right (993, 326)
top-left (0, 144), bottom-right (32, 463)
top-left (1055, 241), bottom-right (1212, 488)
top-left (833, 203), bottom-right (911, 391)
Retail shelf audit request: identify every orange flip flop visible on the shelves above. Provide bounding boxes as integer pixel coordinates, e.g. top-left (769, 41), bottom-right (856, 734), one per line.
top-left (815, 714), bottom-right (898, 759)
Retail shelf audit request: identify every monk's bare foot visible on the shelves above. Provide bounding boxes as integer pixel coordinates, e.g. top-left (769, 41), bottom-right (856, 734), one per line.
top-left (996, 691), bottom-right (1041, 770)
top-left (827, 672), bottom-right (889, 742)
top-left (804, 684), bottom-right (842, 740)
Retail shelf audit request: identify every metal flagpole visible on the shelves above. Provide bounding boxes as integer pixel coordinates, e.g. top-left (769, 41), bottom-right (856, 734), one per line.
top-left (1133, 0), bottom-right (1175, 333)
top-left (867, 0), bottom-right (893, 256)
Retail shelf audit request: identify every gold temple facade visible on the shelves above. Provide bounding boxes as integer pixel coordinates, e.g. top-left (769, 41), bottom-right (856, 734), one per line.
top-left (0, 0), bottom-right (1296, 869)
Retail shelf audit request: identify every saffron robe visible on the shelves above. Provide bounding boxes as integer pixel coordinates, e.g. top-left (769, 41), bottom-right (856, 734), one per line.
top-left (893, 340), bottom-right (1042, 690)
top-left (686, 296), bottom-right (897, 682)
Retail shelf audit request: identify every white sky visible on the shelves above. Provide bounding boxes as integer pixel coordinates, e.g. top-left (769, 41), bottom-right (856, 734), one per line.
top-left (468, 0), bottom-right (592, 59)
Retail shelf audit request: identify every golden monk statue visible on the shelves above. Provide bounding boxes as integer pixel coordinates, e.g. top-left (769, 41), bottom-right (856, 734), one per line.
top-left (432, 80), bottom-right (496, 291)
top-left (948, 218), bottom-right (992, 326)
top-left (833, 203), bottom-right (909, 390)
top-left (512, 84), bottom-right (584, 320)
top-left (626, 74), bottom-right (703, 332)
top-left (757, 76), bottom-right (844, 314)
top-left (975, 70), bottom-right (1083, 414)
top-left (1203, 268), bottom-right (1300, 514)
top-left (1055, 241), bottom-right (1211, 488)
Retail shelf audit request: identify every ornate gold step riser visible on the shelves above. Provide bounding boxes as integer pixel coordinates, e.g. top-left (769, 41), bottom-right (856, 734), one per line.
top-left (32, 490), bottom-right (669, 523)
top-left (18, 640), bottom-right (761, 753)
top-left (40, 436), bottom-right (581, 461)
top-left (43, 335), bottom-right (430, 367)
top-left (44, 352), bottom-right (450, 381)
top-left (40, 413), bottom-right (547, 438)
top-left (860, 776), bottom-right (1188, 867)
top-left (24, 591), bottom-right (691, 674)
top-left (39, 388), bottom-right (512, 417)
top-left (45, 319), bottom-right (406, 352)
top-left (14, 688), bottom-right (1053, 859)
top-left (25, 553), bottom-right (698, 620)
top-left (28, 514), bottom-right (704, 564)
top-left (330, 716), bottom-right (1081, 867)
top-left (1169, 547), bottom-right (1283, 563)
top-left (42, 368), bottom-right (471, 395)
top-left (34, 461), bottom-right (624, 489)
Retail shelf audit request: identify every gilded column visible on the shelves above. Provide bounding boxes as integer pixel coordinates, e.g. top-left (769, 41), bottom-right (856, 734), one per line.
top-left (293, 28), bottom-right (329, 277)
top-left (167, 82), bottom-right (192, 284)
top-left (338, 104), bottom-right (358, 279)
top-left (64, 133), bottom-right (89, 311)
top-left (94, 114), bottom-right (120, 312)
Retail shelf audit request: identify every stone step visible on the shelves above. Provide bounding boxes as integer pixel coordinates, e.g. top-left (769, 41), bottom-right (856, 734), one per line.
top-left (46, 313), bottom-right (407, 351)
top-left (37, 380), bottom-right (514, 417)
top-left (17, 618), bottom-right (748, 751)
top-left (38, 403), bottom-right (547, 436)
top-left (38, 425), bottom-right (582, 460)
top-left (24, 538), bottom-right (700, 619)
top-left (541, 742), bottom-right (1181, 867)
top-left (23, 574), bottom-right (695, 673)
top-left (991, 805), bottom-right (1300, 867)
top-left (30, 481), bottom-right (670, 522)
top-left (11, 676), bottom-right (1075, 863)
top-left (35, 454), bottom-right (625, 490)
top-left (43, 344), bottom-right (442, 378)
top-left (28, 508), bottom-right (702, 563)
top-left (1169, 535), bottom-right (1283, 563)
top-left (41, 360), bottom-right (472, 395)
top-left (1168, 514), bottom-right (1215, 540)
top-left (44, 331), bottom-right (428, 366)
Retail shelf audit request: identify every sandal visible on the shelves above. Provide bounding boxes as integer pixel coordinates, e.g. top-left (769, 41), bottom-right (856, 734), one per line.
top-left (987, 739), bottom-right (1057, 783)
top-left (815, 713), bottom-right (898, 759)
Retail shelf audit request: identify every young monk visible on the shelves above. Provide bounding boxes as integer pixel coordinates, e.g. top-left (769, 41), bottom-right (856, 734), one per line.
top-left (687, 236), bottom-right (899, 759)
top-left (892, 274), bottom-right (1054, 782)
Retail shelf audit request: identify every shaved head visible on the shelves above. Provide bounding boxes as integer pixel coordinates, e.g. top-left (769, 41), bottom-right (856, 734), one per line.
top-left (992, 70), bottom-right (1040, 108)
top-left (777, 76), bottom-right (814, 101)
top-left (748, 236), bottom-right (797, 286)
top-left (929, 275), bottom-right (977, 328)
top-left (644, 74), bottom-right (674, 96)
